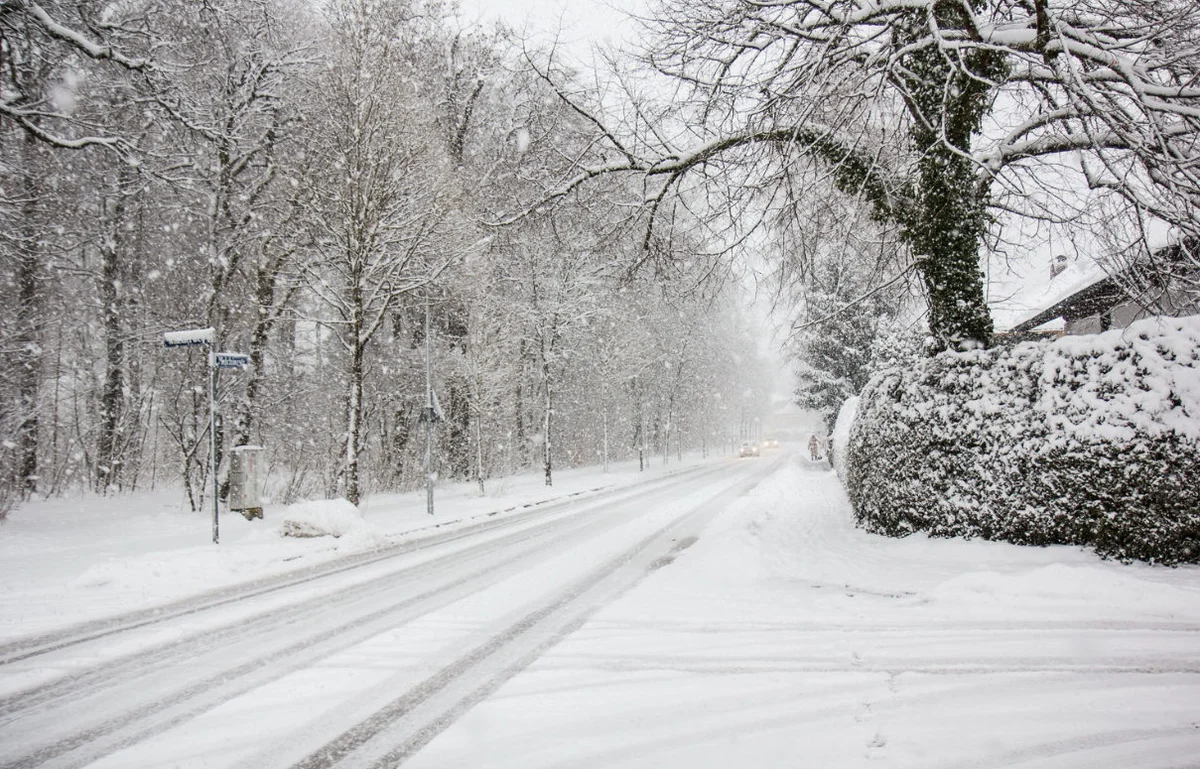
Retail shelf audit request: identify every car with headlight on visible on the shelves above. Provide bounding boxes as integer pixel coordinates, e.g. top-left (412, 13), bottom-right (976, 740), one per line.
top-left (738, 441), bottom-right (760, 458)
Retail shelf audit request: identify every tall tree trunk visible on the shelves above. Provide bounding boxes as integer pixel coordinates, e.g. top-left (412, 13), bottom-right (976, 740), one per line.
top-left (219, 261), bottom-right (288, 502)
top-left (233, 258), bottom-right (292, 448)
top-left (602, 401), bottom-right (609, 473)
top-left (96, 239), bottom-right (124, 491)
top-left (15, 135), bottom-right (43, 496)
top-left (514, 336), bottom-right (526, 463)
top-left (95, 164), bottom-right (136, 491)
top-left (898, 5), bottom-right (1007, 350)
top-left (473, 399), bottom-right (485, 496)
top-left (630, 375), bottom-right (644, 472)
top-left (446, 379), bottom-right (470, 479)
top-left (345, 341), bottom-right (364, 506)
top-left (909, 143), bottom-right (994, 349)
top-left (344, 273), bottom-right (365, 506)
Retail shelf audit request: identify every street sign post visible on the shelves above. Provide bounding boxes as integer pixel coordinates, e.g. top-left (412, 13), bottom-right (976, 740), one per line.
top-left (204, 351), bottom-right (251, 542)
top-left (425, 299), bottom-right (435, 516)
top-left (162, 331), bottom-right (252, 543)
top-left (164, 327), bottom-right (220, 543)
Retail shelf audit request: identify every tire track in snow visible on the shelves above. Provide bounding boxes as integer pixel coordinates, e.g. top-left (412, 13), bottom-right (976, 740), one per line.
top-left (548, 659), bottom-right (1200, 676)
top-left (0, 462), bottom-right (717, 668)
top-left (937, 726), bottom-right (1200, 769)
top-left (0, 462), bottom-right (740, 769)
top-left (572, 617), bottom-right (1200, 633)
top-left (0, 460), bottom-right (728, 707)
top-left (2, 527), bottom-right (576, 769)
top-left (274, 459), bottom-right (781, 769)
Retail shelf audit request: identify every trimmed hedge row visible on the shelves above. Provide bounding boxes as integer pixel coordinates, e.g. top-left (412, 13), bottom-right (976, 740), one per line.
top-left (844, 316), bottom-right (1200, 564)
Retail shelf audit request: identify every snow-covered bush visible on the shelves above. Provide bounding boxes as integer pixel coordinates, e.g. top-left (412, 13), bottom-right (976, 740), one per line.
top-left (845, 316), bottom-right (1200, 564)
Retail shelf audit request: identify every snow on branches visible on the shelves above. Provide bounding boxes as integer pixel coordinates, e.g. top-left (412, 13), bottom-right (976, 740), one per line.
top-left (528, 0), bottom-right (1200, 347)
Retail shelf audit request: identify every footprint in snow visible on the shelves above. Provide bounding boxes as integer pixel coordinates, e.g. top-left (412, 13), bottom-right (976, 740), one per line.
top-left (866, 731), bottom-right (888, 759)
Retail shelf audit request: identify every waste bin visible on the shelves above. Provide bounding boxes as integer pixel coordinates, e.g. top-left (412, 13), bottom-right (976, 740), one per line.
top-left (229, 445), bottom-right (265, 520)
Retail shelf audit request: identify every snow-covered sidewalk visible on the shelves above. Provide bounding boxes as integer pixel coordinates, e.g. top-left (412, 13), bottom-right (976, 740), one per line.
top-left (407, 456), bottom-right (1200, 768)
top-left (0, 454), bottom-right (715, 644)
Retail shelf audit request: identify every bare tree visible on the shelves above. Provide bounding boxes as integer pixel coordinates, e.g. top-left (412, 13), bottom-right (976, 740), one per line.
top-left (491, 218), bottom-right (609, 486)
top-left (519, 0), bottom-right (1200, 349)
top-left (303, 0), bottom-right (454, 505)
top-left (0, 0), bottom-right (160, 505)
top-left (0, 0), bottom-right (787, 517)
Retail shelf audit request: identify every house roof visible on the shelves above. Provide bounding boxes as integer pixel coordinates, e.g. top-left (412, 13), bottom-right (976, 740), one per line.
top-left (1009, 275), bottom-right (1127, 332)
top-left (990, 257), bottom-right (1108, 333)
top-left (994, 238), bottom-right (1197, 333)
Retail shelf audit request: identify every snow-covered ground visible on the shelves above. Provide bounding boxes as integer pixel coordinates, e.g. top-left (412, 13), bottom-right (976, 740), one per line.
top-left (0, 453), bottom-right (713, 643)
top-left (408, 457), bottom-right (1200, 768)
top-left (3, 451), bottom-right (1198, 768)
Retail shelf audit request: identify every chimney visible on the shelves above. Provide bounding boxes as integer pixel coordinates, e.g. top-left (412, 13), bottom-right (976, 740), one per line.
top-left (1050, 254), bottom-right (1068, 279)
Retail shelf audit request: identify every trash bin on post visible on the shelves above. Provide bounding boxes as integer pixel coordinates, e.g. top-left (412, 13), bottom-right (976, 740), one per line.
top-left (229, 445), bottom-right (265, 520)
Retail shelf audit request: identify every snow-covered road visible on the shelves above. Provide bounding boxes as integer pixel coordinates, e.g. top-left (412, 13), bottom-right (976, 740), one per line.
top-left (406, 457), bottom-right (1200, 769)
top-left (0, 456), bottom-right (781, 769)
top-left (2, 452), bottom-right (1198, 768)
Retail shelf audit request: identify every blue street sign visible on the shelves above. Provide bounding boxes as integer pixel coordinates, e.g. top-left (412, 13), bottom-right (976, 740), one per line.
top-left (214, 352), bottom-right (251, 369)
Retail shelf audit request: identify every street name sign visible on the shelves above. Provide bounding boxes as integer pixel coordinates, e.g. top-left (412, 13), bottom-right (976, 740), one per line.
top-left (214, 352), bottom-right (251, 370)
top-left (163, 327), bottom-right (214, 347)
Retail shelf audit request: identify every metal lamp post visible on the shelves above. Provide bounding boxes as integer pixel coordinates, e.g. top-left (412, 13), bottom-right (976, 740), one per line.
top-left (425, 298), bottom-right (434, 516)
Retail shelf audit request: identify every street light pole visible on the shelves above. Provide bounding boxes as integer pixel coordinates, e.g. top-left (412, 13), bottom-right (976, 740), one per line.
top-left (425, 297), bottom-right (434, 516)
top-left (209, 351), bottom-right (219, 544)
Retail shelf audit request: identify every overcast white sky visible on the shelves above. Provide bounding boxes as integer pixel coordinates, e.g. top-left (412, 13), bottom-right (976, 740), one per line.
top-left (458, 0), bottom-right (642, 53)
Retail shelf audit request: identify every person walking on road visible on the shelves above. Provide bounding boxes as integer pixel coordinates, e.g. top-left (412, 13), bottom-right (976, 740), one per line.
top-left (808, 434), bottom-right (821, 461)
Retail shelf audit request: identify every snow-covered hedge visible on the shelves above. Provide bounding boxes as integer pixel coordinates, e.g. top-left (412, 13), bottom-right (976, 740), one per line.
top-left (845, 315), bottom-right (1200, 564)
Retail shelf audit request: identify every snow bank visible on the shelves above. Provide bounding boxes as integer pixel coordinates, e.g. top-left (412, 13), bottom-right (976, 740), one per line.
top-left (925, 561), bottom-right (1200, 611)
top-left (279, 498), bottom-right (380, 541)
top-left (829, 396), bottom-right (858, 481)
top-left (846, 315), bottom-right (1200, 564)
top-left (721, 460), bottom-right (1200, 618)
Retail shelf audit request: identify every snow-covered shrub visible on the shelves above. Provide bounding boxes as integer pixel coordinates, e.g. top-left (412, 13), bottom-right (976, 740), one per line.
top-left (845, 316), bottom-right (1200, 564)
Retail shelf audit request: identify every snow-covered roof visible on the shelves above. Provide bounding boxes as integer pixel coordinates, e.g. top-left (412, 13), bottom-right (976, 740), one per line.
top-left (988, 231), bottom-right (1194, 333)
top-left (989, 257), bottom-right (1108, 333)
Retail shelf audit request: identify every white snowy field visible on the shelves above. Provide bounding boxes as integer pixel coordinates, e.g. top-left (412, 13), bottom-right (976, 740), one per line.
top-left (407, 457), bottom-right (1200, 769)
top-left (2, 450), bottom-right (1198, 768)
top-left (0, 453), bottom-right (712, 643)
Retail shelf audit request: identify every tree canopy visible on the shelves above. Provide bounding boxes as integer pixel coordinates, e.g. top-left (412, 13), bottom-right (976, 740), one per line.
top-left (528, 0), bottom-right (1200, 349)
